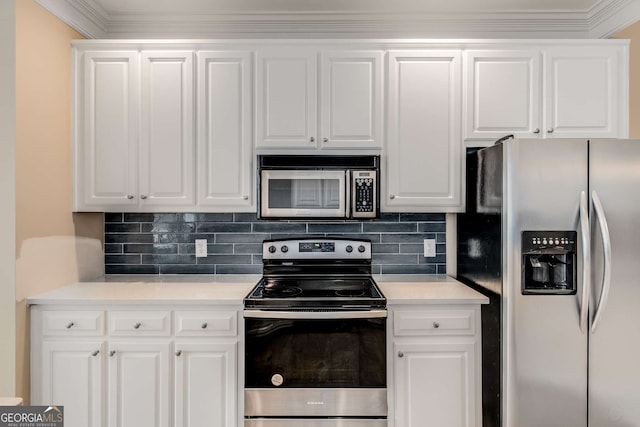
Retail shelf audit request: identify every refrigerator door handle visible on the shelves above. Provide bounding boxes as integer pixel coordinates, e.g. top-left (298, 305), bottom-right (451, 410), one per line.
top-left (579, 191), bottom-right (591, 334)
top-left (591, 190), bottom-right (612, 333)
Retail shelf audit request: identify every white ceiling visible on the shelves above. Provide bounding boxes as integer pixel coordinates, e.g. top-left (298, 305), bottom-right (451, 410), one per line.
top-left (35, 0), bottom-right (640, 39)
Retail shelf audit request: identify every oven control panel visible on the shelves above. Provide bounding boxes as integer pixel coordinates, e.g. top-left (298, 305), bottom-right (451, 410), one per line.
top-left (263, 239), bottom-right (371, 260)
top-left (299, 242), bottom-right (335, 252)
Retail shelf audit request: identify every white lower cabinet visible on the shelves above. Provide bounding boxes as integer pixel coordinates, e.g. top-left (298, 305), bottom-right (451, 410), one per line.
top-left (31, 306), bottom-right (240, 427)
top-left (108, 341), bottom-right (171, 427)
top-left (389, 306), bottom-right (482, 427)
top-left (41, 340), bottom-right (104, 427)
top-left (175, 341), bottom-right (237, 427)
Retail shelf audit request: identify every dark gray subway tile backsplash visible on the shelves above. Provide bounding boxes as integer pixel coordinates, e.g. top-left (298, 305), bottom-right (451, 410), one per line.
top-left (104, 213), bottom-right (447, 275)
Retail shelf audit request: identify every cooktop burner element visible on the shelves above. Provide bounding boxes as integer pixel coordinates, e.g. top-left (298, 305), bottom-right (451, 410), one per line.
top-left (261, 285), bottom-right (303, 298)
top-left (244, 238), bottom-right (386, 311)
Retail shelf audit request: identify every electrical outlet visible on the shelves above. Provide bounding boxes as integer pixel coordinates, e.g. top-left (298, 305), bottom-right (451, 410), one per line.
top-left (195, 239), bottom-right (208, 258)
top-left (423, 239), bottom-right (436, 257)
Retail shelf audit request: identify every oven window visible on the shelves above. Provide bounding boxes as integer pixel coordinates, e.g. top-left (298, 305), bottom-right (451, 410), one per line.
top-left (245, 318), bottom-right (386, 388)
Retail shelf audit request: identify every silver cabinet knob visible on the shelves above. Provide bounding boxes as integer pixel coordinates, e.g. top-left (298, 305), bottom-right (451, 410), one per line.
top-left (533, 128), bottom-right (540, 134)
top-left (140, 195), bottom-right (148, 200)
top-left (66, 322), bottom-right (75, 329)
top-left (323, 137), bottom-right (328, 143)
top-left (433, 322), bottom-right (440, 329)
top-left (201, 322), bottom-right (208, 329)
top-left (134, 322), bottom-right (142, 329)
top-left (547, 128), bottom-right (554, 133)
top-left (243, 195), bottom-right (249, 200)
top-left (310, 137), bottom-right (315, 142)
top-left (398, 351), bottom-right (404, 358)
top-left (92, 350), bottom-right (100, 357)
top-left (127, 195), bottom-right (134, 200)
top-left (176, 350), bottom-right (182, 356)
top-left (390, 194), bottom-right (396, 199)
top-left (110, 350), bottom-right (116, 357)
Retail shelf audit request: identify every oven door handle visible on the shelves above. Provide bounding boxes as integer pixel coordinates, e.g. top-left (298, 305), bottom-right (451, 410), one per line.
top-left (243, 310), bottom-right (387, 319)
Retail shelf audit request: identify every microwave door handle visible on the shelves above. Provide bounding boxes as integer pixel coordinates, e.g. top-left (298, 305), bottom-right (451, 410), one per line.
top-left (578, 191), bottom-right (591, 334)
top-left (591, 190), bottom-right (612, 333)
top-left (346, 170), bottom-right (351, 218)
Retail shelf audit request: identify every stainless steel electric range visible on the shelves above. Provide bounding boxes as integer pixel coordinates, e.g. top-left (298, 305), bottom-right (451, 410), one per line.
top-left (243, 238), bottom-right (387, 427)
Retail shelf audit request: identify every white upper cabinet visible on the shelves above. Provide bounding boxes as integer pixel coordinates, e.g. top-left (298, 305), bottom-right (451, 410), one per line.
top-left (256, 48), bottom-right (318, 149)
top-left (464, 50), bottom-right (541, 141)
top-left (76, 50), bottom-right (138, 210)
top-left (256, 48), bottom-right (383, 150)
top-left (140, 51), bottom-right (195, 207)
top-left (464, 43), bottom-right (628, 144)
top-left (544, 46), bottom-right (626, 138)
top-left (197, 51), bottom-right (254, 211)
top-left (385, 50), bottom-right (464, 212)
top-left (74, 49), bottom-right (195, 211)
top-left (320, 51), bottom-right (383, 149)
top-left (73, 40), bottom-right (628, 213)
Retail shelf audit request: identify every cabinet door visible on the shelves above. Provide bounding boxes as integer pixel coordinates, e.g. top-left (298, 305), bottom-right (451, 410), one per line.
top-left (320, 51), bottom-right (383, 149)
top-left (464, 50), bottom-right (541, 141)
top-left (256, 49), bottom-right (317, 149)
top-left (139, 51), bottom-right (195, 208)
top-left (543, 46), bottom-right (625, 138)
top-left (41, 341), bottom-right (104, 427)
top-left (197, 51), bottom-right (254, 211)
top-left (394, 340), bottom-right (477, 427)
top-left (174, 341), bottom-right (237, 427)
top-left (108, 341), bottom-right (171, 427)
top-left (385, 50), bottom-right (463, 212)
top-left (76, 51), bottom-right (138, 210)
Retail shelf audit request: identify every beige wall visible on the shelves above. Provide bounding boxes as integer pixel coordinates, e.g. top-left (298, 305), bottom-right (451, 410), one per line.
top-left (15, 0), bottom-right (104, 402)
top-left (614, 21), bottom-right (640, 138)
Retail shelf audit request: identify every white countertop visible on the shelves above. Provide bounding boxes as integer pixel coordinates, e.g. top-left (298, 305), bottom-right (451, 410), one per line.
top-left (376, 275), bottom-right (489, 305)
top-left (27, 275), bottom-right (258, 306)
top-left (27, 274), bottom-right (488, 306)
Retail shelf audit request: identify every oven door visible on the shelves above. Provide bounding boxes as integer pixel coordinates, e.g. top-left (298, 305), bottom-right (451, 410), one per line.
top-left (260, 170), bottom-right (347, 218)
top-left (244, 310), bottom-right (387, 418)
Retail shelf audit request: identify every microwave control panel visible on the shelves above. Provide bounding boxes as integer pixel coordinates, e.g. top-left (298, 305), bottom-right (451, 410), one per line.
top-left (352, 170), bottom-right (377, 218)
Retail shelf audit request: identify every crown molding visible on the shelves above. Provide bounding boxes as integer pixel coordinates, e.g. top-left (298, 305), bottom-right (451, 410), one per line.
top-left (34, 0), bottom-right (109, 38)
top-left (104, 11), bottom-right (593, 39)
top-left (33, 0), bottom-right (640, 40)
top-left (589, 0), bottom-right (640, 37)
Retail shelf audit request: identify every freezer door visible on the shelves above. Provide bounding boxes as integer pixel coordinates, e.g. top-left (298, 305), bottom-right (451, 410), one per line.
top-left (588, 139), bottom-right (640, 427)
top-left (503, 139), bottom-right (588, 427)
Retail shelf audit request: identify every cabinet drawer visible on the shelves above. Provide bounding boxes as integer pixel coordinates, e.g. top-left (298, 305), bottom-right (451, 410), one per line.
top-left (108, 311), bottom-right (171, 336)
top-left (174, 311), bottom-right (237, 337)
top-left (41, 310), bottom-right (105, 336)
top-left (394, 309), bottom-right (475, 336)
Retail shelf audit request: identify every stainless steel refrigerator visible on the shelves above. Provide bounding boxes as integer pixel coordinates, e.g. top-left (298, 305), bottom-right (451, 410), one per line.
top-left (456, 138), bottom-right (640, 427)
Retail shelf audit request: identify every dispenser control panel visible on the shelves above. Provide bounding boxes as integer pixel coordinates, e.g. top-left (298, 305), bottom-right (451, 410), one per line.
top-left (522, 231), bottom-right (577, 295)
top-left (524, 233), bottom-right (576, 251)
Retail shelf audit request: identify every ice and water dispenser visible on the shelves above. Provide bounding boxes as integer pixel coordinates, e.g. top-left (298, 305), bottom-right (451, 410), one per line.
top-left (522, 231), bottom-right (577, 295)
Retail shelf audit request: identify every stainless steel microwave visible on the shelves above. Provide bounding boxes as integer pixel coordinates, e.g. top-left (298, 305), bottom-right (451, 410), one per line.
top-left (258, 155), bottom-right (380, 220)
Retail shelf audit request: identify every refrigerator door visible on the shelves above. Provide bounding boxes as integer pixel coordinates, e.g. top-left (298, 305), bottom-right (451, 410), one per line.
top-left (588, 139), bottom-right (640, 427)
top-left (503, 139), bottom-right (588, 427)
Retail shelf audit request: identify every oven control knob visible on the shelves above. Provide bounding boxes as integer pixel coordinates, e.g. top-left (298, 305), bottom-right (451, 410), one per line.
top-left (268, 245), bottom-right (277, 254)
top-left (281, 245), bottom-right (289, 253)
top-left (358, 245), bottom-right (366, 253)
top-left (346, 245), bottom-right (353, 253)
top-left (271, 373), bottom-right (284, 387)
